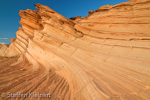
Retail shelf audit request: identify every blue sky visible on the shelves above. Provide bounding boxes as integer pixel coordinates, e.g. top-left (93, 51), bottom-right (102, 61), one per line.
top-left (0, 0), bottom-right (129, 44)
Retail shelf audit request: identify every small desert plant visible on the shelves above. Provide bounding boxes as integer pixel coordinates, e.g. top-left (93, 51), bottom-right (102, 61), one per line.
top-left (3, 56), bottom-right (8, 58)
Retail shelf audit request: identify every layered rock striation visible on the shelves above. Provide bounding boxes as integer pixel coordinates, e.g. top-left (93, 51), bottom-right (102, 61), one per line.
top-left (0, 0), bottom-right (150, 99)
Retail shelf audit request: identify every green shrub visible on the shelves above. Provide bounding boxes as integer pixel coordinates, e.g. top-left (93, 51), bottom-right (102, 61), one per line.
top-left (10, 56), bottom-right (14, 58)
top-left (3, 56), bottom-right (8, 58)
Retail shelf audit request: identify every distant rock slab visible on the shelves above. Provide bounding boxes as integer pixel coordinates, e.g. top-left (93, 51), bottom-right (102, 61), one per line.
top-left (10, 38), bottom-right (16, 43)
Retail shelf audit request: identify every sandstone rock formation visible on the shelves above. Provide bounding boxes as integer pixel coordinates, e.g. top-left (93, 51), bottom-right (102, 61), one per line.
top-left (0, 45), bottom-right (3, 49)
top-left (0, 44), bottom-right (9, 56)
top-left (10, 38), bottom-right (16, 43)
top-left (0, 0), bottom-right (150, 99)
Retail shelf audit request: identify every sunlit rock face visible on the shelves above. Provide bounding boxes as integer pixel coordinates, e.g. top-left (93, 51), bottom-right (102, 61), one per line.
top-left (0, 0), bottom-right (150, 99)
top-left (10, 38), bottom-right (16, 43)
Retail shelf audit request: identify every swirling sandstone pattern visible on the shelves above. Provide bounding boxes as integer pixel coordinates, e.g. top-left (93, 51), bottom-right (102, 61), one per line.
top-left (0, 0), bottom-right (150, 100)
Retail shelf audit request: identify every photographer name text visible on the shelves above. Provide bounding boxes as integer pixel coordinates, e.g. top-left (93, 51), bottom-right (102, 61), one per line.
top-left (1, 92), bottom-right (51, 98)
